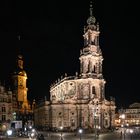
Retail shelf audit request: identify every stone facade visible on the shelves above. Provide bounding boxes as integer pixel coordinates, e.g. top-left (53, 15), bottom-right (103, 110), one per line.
top-left (49, 78), bottom-right (115, 131)
top-left (115, 103), bottom-right (140, 127)
top-left (34, 101), bottom-right (50, 130)
top-left (0, 84), bottom-right (13, 131)
top-left (34, 3), bottom-right (116, 131)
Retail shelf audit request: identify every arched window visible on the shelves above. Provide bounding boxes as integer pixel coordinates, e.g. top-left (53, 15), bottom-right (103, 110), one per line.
top-left (92, 86), bottom-right (96, 94)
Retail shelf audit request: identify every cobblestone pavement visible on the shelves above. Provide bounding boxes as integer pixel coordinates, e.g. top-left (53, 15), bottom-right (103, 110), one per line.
top-left (2, 131), bottom-right (140, 140)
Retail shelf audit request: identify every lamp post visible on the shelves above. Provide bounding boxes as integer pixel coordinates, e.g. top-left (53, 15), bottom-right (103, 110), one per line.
top-left (60, 126), bottom-right (63, 140)
top-left (94, 114), bottom-right (97, 140)
top-left (130, 129), bottom-right (133, 140)
top-left (93, 103), bottom-right (98, 140)
top-left (78, 128), bottom-right (83, 140)
top-left (7, 129), bottom-right (12, 139)
top-left (119, 114), bottom-right (125, 139)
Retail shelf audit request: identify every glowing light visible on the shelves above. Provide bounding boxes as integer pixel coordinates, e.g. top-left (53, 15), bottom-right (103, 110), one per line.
top-left (31, 133), bottom-right (35, 137)
top-left (130, 129), bottom-right (133, 134)
top-left (60, 126), bottom-right (63, 130)
top-left (32, 129), bottom-right (35, 132)
top-left (79, 128), bottom-right (83, 134)
top-left (126, 123), bottom-right (129, 126)
top-left (121, 124), bottom-right (124, 127)
top-left (7, 130), bottom-right (12, 136)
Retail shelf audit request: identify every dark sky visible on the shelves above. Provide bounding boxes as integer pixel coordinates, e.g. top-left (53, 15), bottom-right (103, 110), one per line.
top-left (0, 0), bottom-right (140, 109)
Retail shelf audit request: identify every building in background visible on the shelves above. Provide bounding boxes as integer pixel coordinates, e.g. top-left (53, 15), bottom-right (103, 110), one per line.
top-left (34, 99), bottom-right (50, 130)
top-left (34, 3), bottom-right (116, 131)
top-left (0, 84), bottom-right (13, 131)
top-left (115, 102), bottom-right (140, 127)
top-left (11, 55), bottom-right (35, 129)
top-left (0, 55), bottom-right (36, 132)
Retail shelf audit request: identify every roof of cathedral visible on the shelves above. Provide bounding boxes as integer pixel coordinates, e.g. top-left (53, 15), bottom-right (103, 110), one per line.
top-left (129, 102), bottom-right (140, 109)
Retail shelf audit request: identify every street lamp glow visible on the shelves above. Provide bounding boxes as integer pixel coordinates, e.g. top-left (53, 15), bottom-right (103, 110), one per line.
top-left (121, 124), bottom-right (124, 127)
top-left (79, 128), bottom-right (83, 140)
top-left (130, 129), bottom-right (133, 134)
top-left (79, 128), bottom-right (83, 134)
top-left (31, 132), bottom-right (35, 137)
top-left (7, 130), bottom-right (12, 136)
top-left (60, 126), bottom-right (63, 140)
top-left (126, 123), bottom-right (129, 126)
top-left (60, 126), bottom-right (63, 130)
top-left (32, 129), bottom-right (35, 132)
top-left (120, 114), bottom-right (125, 119)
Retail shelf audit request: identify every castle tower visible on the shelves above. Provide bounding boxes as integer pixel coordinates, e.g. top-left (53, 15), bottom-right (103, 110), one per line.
top-left (12, 54), bottom-right (29, 112)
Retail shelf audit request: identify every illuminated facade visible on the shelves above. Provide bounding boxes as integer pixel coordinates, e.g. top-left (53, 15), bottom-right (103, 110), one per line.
top-left (34, 3), bottom-right (116, 131)
top-left (34, 100), bottom-right (50, 130)
top-left (115, 103), bottom-right (140, 127)
top-left (0, 84), bottom-right (13, 131)
top-left (12, 55), bottom-right (35, 127)
top-left (12, 55), bottom-right (29, 112)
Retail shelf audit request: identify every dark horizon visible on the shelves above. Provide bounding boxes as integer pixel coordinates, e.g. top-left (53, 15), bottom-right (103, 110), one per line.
top-left (0, 0), bottom-right (140, 109)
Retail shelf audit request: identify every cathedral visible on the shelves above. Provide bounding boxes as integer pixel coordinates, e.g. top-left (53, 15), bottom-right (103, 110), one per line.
top-left (34, 3), bottom-right (116, 131)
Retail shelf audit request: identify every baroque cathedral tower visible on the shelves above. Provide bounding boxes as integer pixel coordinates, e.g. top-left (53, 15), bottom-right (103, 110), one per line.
top-left (79, 3), bottom-right (105, 100)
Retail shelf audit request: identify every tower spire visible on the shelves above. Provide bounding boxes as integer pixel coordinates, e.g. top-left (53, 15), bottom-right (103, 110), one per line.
top-left (17, 34), bottom-right (22, 54)
top-left (16, 34), bottom-right (24, 69)
top-left (89, 1), bottom-right (93, 16)
top-left (87, 1), bottom-right (96, 25)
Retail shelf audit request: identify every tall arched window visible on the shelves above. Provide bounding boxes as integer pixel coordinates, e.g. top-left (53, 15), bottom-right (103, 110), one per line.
top-left (92, 86), bottom-right (96, 94)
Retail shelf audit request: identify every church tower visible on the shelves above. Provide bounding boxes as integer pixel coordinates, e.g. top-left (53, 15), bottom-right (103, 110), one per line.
top-left (79, 3), bottom-right (103, 80)
top-left (12, 54), bottom-right (29, 112)
top-left (79, 2), bottom-right (105, 100)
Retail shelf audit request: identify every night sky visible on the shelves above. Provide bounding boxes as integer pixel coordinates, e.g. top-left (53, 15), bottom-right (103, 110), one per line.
top-left (0, 0), bottom-right (140, 109)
